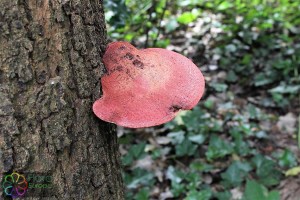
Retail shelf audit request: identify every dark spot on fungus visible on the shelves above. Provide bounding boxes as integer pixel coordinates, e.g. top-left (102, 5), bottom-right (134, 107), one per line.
top-left (169, 105), bottom-right (183, 112)
top-left (125, 69), bottom-right (134, 79)
top-left (119, 45), bottom-right (126, 50)
top-left (107, 66), bottom-right (123, 75)
top-left (132, 59), bottom-right (144, 69)
top-left (124, 53), bottom-right (134, 60)
top-left (116, 65), bottom-right (123, 71)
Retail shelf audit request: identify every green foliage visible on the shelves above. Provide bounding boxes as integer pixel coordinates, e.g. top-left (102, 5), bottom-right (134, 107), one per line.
top-left (105, 0), bottom-right (299, 105)
top-left (221, 161), bottom-right (252, 187)
top-left (134, 188), bottom-right (150, 200)
top-left (208, 0), bottom-right (300, 104)
top-left (252, 155), bottom-right (282, 186)
top-left (177, 9), bottom-right (200, 24)
top-left (242, 180), bottom-right (280, 200)
top-left (105, 0), bottom-right (299, 199)
top-left (175, 138), bottom-right (198, 157)
top-left (214, 191), bottom-right (231, 200)
top-left (119, 101), bottom-right (295, 199)
top-left (209, 83), bottom-right (228, 92)
top-left (205, 135), bottom-right (233, 161)
top-left (105, 0), bottom-right (170, 47)
top-left (166, 166), bottom-right (203, 197)
top-left (122, 142), bottom-right (146, 166)
top-left (124, 168), bottom-right (155, 189)
top-left (185, 189), bottom-right (212, 200)
top-left (274, 149), bottom-right (298, 168)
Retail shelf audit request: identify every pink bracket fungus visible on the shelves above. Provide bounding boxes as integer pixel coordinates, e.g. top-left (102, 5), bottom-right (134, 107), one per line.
top-left (93, 41), bottom-right (205, 128)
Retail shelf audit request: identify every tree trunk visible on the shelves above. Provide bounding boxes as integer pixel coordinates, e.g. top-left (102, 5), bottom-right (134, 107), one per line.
top-left (0, 0), bottom-right (124, 199)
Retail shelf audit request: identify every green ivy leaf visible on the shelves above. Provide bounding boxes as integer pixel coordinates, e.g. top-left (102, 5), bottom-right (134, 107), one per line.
top-left (226, 70), bottom-right (238, 82)
top-left (134, 188), bottom-right (150, 200)
top-left (214, 191), bottom-right (231, 200)
top-left (171, 181), bottom-right (186, 197)
top-left (176, 138), bottom-right (198, 157)
top-left (277, 149), bottom-right (298, 168)
top-left (206, 135), bottom-right (233, 161)
top-left (185, 189), bottom-right (212, 200)
top-left (129, 142), bottom-right (146, 159)
top-left (217, 1), bottom-right (233, 10)
top-left (243, 180), bottom-right (280, 200)
top-left (269, 84), bottom-right (300, 94)
top-left (189, 162), bottom-right (214, 172)
top-left (168, 131), bottom-right (185, 144)
top-left (221, 161), bottom-right (252, 187)
top-left (252, 155), bottom-right (282, 186)
top-left (188, 134), bottom-right (206, 144)
top-left (125, 168), bottom-right (155, 189)
top-left (166, 166), bottom-right (184, 183)
top-left (177, 9), bottom-right (200, 24)
top-left (122, 154), bottom-right (133, 166)
top-left (210, 83), bottom-right (228, 92)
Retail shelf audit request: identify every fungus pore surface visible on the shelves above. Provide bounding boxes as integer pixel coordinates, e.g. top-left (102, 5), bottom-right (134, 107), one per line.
top-left (93, 41), bottom-right (205, 128)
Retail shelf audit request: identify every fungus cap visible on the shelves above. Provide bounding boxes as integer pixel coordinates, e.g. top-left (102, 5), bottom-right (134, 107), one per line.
top-left (93, 41), bottom-right (205, 128)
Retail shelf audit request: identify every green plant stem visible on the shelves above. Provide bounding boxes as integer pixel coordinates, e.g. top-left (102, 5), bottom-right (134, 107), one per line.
top-left (298, 103), bottom-right (300, 149)
top-left (153, 0), bottom-right (169, 47)
top-left (144, 0), bottom-right (156, 48)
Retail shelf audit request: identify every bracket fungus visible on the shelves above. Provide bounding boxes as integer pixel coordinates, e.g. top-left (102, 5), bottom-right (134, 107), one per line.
top-left (93, 41), bottom-right (205, 128)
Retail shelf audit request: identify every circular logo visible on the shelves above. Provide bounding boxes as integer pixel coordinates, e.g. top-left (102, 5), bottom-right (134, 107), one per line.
top-left (2, 172), bottom-right (28, 198)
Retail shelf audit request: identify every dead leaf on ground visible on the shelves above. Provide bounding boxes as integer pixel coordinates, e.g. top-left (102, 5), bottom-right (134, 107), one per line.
top-left (279, 176), bottom-right (300, 200)
top-left (277, 112), bottom-right (297, 135)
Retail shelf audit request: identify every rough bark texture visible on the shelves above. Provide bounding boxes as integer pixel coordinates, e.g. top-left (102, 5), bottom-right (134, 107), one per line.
top-left (0, 0), bottom-right (124, 199)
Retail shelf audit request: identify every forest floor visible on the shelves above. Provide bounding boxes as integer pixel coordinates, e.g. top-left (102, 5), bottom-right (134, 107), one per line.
top-left (116, 14), bottom-right (300, 200)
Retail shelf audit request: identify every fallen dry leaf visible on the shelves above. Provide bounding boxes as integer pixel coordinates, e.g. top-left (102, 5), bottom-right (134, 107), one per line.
top-left (277, 112), bottom-right (297, 135)
top-left (279, 176), bottom-right (300, 200)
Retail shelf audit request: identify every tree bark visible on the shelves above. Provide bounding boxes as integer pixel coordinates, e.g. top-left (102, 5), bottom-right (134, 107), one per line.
top-left (0, 0), bottom-right (124, 199)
